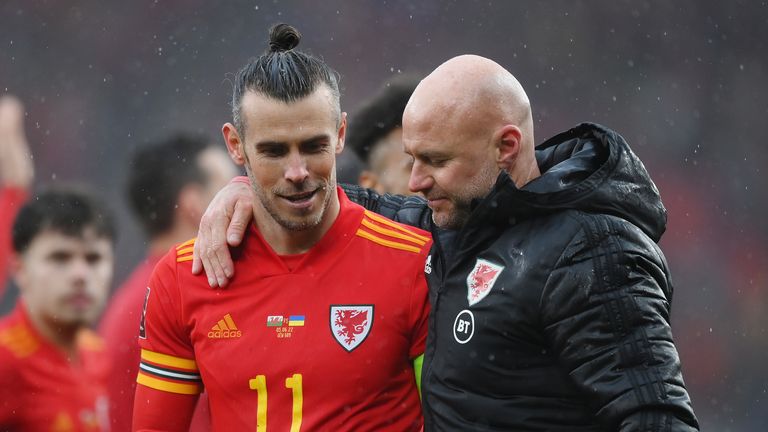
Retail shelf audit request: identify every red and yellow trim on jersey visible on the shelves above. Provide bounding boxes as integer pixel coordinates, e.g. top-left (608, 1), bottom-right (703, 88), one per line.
top-left (355, 210), bottom-right (431, 254)
top-left (75, 328), bottom-right (105, 351)
top-left (136, 349), bottom-right (203, 395)
top-left (175, 238), bottom-right (196, 263)
top-left (0, 323), bottom-right (40, 358)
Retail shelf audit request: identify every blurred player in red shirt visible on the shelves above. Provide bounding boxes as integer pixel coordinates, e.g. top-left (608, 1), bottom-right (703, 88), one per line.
top-left (0, 189), bottom-right (115, 431)
top-left (346, 75), bottom-right (420, 197)
top-left (0, 95), bottom-right (34, 298)
top-left (98, 134), bottom-right (235, 431)
top-left (132, 24), bottom-right (430, 431)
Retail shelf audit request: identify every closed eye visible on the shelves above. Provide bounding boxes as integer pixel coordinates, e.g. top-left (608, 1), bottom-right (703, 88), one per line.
top-left (428, 158), bottom-right (448, 168)
top-left (256, 143), bottom-right (289, 158)
top-left (402, 157), bottom-right (414, 170)
top-left (301, 139), bottom-right (330, 154)
top-left (417, 155), bottom-right (449, 168)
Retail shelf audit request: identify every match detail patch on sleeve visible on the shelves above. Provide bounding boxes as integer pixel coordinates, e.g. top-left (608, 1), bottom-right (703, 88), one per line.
top-left (136, 349), bottom-right (203, 395)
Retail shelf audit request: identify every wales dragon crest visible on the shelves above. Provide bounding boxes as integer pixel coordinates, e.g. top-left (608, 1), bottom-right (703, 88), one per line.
top-left (330, 305), bottom-right (374, 352)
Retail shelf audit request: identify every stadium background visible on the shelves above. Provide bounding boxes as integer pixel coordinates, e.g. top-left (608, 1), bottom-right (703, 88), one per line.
top-left (1, 1), bottom-right (765, 430)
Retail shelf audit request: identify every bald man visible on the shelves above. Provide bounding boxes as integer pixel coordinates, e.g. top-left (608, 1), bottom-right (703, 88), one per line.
top-left (193, 55), bottom-right (699, 431)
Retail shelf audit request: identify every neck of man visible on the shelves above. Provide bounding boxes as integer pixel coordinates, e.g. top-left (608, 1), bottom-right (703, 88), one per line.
top-left (255, 189), bottom-right (342, 255)
top-left (24, 305), bottom-right (82, 360)
top-left (508, 154), bottom-right (542, 189)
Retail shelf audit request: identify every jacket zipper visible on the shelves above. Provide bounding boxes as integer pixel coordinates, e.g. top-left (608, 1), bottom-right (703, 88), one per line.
top-left (422, 229), bottom-right (448, 429)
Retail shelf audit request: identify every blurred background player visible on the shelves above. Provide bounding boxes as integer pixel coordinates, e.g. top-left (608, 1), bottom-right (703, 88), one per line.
top-left (0, 189), bottom-right (115, 431)
top-left (346, 75), bottom-right (419, 196)
top-left (98, 133), bottom-right (236, 430)
top-left (0, 95), bottom-right (34, 299)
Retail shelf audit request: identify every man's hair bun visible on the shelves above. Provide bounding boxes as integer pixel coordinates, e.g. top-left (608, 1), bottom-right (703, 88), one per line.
top-left (269, 23), bottom-right (301, 52)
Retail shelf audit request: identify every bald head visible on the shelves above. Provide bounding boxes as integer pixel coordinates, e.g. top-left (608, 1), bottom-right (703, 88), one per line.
top-left (403, 55), bottom-right (539, 193)
top-left (403, 55), bottom-right (541, 229)
top-left (406, 55), bottom-right (533, 148)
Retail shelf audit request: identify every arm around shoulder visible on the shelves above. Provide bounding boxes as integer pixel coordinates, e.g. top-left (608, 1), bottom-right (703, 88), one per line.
top-left (341, 183), bottom-right (433, 230)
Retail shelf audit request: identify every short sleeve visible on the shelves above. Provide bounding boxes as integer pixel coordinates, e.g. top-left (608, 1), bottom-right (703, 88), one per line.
top-left (136, 252), bottom-right (203, 395)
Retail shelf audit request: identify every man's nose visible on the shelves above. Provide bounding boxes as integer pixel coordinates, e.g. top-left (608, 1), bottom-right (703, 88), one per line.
top-left (285, 152), bottom-right (309, 183)
top-left (68, 257), bottom-right (90, 287)
top-left (408, 160), bottom-right (431, 193)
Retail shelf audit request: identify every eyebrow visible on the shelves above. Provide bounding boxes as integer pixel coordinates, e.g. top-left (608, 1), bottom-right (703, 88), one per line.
top-left (254, 134), bottom-right (331, 149)
top-left (413, 149), bottom-right (449, 160)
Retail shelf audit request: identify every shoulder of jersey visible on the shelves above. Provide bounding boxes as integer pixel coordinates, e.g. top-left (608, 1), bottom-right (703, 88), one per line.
top-left (356, 210), bottom-right (432, 254)
top-left (0, 321), bottom-right (40, 359)
top-left (174, 237), bottom-right (196, 264)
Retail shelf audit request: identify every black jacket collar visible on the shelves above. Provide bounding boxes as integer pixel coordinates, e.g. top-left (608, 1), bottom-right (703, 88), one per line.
top-left (464, 122), bottom-right (667, 243)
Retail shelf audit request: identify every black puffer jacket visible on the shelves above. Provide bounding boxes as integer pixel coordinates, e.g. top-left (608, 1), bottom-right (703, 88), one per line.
top-left (344, 123), bottom-right (699, 431)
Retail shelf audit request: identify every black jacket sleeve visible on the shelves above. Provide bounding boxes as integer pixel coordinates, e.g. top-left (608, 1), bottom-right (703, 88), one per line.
top-left (340, 183), bottom-right (434, 231)
top-left (540, 213), bottom-right (699, 431)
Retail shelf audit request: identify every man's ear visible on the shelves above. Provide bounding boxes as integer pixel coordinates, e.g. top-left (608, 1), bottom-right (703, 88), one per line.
top-left (9, 253), bottom-right (26, 294)
top-left (222, 123), bottom-right (246, 165)
top-left (336, 112), bottom-right (347, 155)
top-left (495, 125), bottom-right (522, 171)
top-left (358, 170), bottom-right (380, 192)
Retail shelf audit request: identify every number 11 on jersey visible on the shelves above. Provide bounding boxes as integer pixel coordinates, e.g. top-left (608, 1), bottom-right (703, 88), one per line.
top-left (249, 373), bottom-right (303, 431)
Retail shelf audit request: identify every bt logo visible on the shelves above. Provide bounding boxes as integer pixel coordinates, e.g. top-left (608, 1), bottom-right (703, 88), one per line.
top-left (453, 309), bottom-right (474, 344)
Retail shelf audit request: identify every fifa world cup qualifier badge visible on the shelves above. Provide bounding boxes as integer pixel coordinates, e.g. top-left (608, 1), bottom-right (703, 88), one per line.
top-left (139, 287), bottom-right (150, 339)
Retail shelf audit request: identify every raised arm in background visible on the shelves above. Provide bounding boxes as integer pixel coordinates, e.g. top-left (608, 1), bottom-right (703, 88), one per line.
top-left (0, 95), bottom-right (34, 298)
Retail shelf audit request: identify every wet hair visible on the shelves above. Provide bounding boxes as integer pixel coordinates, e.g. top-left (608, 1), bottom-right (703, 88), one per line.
top-left (126, 133), bottom-right (213, 238)
top-left (346, 75), bottom-right (419, 165)
top-left (12, 188), bottom-right (116, 253)
top-left (231, 23), bottom-right (341, 136)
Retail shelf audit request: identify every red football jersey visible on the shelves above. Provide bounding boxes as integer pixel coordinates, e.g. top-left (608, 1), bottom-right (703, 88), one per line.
top-left (0, 303), bottom-right (110, 431)
top-left (136, 189), bottom-right (431, 431)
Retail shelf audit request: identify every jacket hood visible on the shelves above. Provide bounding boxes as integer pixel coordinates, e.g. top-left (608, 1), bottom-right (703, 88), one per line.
top-left (479, 122), bottom-right (667, 242)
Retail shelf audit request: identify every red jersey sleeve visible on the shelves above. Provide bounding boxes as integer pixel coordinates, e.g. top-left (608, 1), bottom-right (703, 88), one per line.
top-left (133, 249), bottom-right (202, 431)
top-left (407, 244), bottom-right (432, 360)
top-left (136, 250), bottom-right (201, 394)
top-left (0, 348), bottom-right (22, 426)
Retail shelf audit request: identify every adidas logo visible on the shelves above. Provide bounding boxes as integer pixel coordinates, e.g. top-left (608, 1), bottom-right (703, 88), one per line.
top-left (207, 314), bottom-right (242, 339)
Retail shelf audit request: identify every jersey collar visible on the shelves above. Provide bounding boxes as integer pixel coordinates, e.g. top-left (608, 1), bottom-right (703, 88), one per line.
top-left (243, 186), bottom-right (363, 275)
